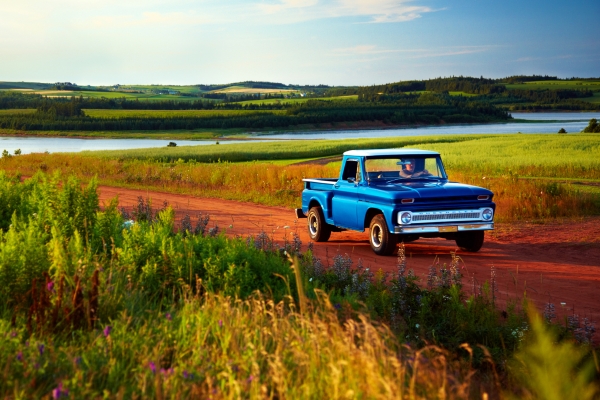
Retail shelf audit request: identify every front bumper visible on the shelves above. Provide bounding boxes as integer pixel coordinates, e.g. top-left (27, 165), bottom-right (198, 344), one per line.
top-left (394, 222), bottom-right (494, 234)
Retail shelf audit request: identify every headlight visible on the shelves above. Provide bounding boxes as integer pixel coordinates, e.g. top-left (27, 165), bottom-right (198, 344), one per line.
top-left (399, 212), bottom-right (412, 224)
top-left (481, 208), bottom-right (493, 221)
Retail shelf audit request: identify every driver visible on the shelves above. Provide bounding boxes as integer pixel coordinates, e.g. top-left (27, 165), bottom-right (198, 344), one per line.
top-left (399, 159), bottom-right (430, 178)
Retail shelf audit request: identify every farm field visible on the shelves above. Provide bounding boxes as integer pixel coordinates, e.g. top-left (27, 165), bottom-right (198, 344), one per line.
top-left (505, 80), bottom-right (600, 91)
top-left (28, 90), bottom-right (207, 101)
top-left (238, 94), bottom-right (358, 105)
top-left (83, 109), bottom-right (287, 118)
top-left (0, 109), bottom-right (36, 115)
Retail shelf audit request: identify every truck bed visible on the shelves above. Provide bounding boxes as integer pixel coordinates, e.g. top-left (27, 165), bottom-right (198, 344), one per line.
top-left (302, 178), bottom-right (337, 191)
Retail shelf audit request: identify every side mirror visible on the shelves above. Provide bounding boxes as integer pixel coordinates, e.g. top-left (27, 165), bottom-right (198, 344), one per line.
top-left (347, 177), bottom-right (356, 183)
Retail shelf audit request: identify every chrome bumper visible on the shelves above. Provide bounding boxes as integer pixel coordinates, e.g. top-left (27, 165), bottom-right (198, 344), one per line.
top-left (394, 222), bottom-right (494, 234)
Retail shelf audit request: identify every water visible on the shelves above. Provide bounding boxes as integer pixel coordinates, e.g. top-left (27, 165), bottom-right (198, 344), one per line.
top-left (1, 112), bottom-right (597, 154)
top-left (0, 137), bottom-right (268, 155)
top-left (257, 112), bottom-right (600, 140)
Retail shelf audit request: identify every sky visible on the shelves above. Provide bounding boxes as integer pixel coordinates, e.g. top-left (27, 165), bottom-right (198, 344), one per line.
top-left (1, 0), bottom-right (599, 86)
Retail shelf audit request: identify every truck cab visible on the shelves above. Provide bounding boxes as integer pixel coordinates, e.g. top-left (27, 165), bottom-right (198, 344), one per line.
top-left (296, 149), bottom-right (495, 255)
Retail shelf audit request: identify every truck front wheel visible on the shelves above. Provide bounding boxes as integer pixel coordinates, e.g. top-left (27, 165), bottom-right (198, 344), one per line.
top-left (307, 206), bottom-right (331, 242)
top-left (369, 214), bottom-right (398, 256)
top-left (455, 231), bottom-right (485, 252)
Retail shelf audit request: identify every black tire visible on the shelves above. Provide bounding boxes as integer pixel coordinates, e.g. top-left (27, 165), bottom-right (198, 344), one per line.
top-left (369, 214), bottom-right (398, 256)
top-left (455, 231), bottom-right (485, 252)
top-left (307, 206), bottom-right (331, 242)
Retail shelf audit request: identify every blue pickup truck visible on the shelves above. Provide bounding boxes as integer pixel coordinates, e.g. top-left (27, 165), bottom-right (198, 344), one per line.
top-left (295, 149), bottom-right (495, 255)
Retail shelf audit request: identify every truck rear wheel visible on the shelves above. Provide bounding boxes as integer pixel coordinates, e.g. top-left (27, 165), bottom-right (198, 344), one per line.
top-left (307, 206), bottom-right (331, 242)
top-left (455, 231), bottom-right (485, 252)
top-left (369, 214), bottom-right (398, 256)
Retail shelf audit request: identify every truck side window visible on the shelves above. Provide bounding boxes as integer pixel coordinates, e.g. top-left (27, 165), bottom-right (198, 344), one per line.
top-left (342, 160), bottom-right (358, 181)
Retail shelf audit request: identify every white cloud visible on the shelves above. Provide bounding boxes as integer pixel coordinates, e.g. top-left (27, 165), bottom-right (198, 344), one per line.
top-left (253, 0), bottom-right (438, 23)
top-left (332, 45), bottom-right (493, 58)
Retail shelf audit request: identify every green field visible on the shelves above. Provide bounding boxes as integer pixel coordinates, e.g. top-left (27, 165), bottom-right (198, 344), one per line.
top-left (505, 80), bottom-right (600, 91)
top-left (238, 95), bottom-right (358, 105)
top-left (0, 108), bottom-right (36, 115)
top-left (86, 133), bottom-right (600, 179)
top-left (83, 109), bottom-right (287, 118)
top-left (580, 92), bottom-right (600, 104)
top-left (34, 90), bottom-right (208, 101)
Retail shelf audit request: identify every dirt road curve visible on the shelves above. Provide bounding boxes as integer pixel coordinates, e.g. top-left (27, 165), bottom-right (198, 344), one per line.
top-left (99, 185), bottom-right (600, 325)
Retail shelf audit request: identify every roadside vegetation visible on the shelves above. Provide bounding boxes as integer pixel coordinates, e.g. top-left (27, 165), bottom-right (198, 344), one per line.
top-left (0, 173), bottom-right (597, 398)
top-left (1, 134), bottom-right (599, 222)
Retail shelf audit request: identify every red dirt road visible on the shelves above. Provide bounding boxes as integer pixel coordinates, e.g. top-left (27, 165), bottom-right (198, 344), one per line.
top-left (99, 185), bottom-right (600, 326)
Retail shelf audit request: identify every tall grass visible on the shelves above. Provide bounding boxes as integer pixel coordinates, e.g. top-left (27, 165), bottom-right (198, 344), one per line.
top-left (0, 174), bottom-right (597, 398)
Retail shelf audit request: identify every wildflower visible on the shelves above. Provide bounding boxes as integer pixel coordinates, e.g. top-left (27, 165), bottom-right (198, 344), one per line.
top-left (165, 313), bottom-right (172, 321)
top-left (103, 325), bottom-right (112, 338)
top-left (218, 320), bottom-right (223, 328)
top-left (247, 375), bottom-right (255, 384)
top-left (74, 357), bottom-right (82, 366)
top-left (38, 344), bottom-right (45, 356)
top-left (10, 330), bottom-right (17, 338)
top-left (46, 281), bottom-right (55, 292)
top-left (16, 351), bottom-right (23, 361)
top-left (160, 367), bottom-right (174, 376)
top-left (148, 361), bottom-right (156, 374)
top-left (334, 303), bottom-right (342, 310)
top-left (52, 382), bottom-right (68, 399)
top-left (415, 324), bottom-right (420, 329)
top-left (183, 370), bottom-right (194, 380)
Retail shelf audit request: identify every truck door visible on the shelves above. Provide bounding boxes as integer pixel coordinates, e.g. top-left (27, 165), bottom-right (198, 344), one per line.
top-left (332, 159), bottom-right (360, 230)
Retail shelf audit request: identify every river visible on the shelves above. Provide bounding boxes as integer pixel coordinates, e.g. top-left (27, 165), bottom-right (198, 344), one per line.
top-left (0, 112), bottom-right (597, 154)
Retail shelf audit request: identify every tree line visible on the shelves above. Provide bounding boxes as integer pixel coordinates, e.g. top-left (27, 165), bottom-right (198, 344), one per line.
top-left (0, 95), bottom-right (511, 131)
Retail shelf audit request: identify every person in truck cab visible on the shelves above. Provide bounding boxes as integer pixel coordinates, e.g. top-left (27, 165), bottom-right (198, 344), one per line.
top-left (399, 158), bottom-right (431, 178)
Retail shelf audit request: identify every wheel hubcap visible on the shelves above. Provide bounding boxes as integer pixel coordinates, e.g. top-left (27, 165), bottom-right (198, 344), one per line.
top-left (371, 224), bottom-right (382, 247)
top-left (309, 214), bottom-right (318, 235)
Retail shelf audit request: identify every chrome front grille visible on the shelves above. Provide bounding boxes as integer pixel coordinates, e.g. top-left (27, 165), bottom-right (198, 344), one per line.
top-left (411, 210), bottom-right (481, 223)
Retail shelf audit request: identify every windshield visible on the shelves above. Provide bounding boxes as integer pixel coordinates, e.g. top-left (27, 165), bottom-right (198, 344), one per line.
top-left (364, 155), bottom-right (447, 181)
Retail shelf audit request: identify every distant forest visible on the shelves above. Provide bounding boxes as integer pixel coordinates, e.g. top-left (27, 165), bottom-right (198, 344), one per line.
top-left (0, 91), bottom-right (510, 131)
top-left (0, 75), bottom-right (598, 131)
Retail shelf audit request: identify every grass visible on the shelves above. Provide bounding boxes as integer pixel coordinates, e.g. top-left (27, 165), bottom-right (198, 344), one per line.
top-left (580, 92), bottom-right (600, 104)
top-left (0, 109), bottom-right (36, 115)
top-left (31, 90), bottom-right (207, 101)
top-left (504, 80), bottom-right (600, 91)
top-left (0, 128), bottom-right (249, 140)
top-left (0, 174), bottom-right (597, 398)
top-left (238, 95), bottom-right (358, 105)
top-left (1, 134), bottom-right (599, 221)
top-left (83, 109), bottom-right (287, 118)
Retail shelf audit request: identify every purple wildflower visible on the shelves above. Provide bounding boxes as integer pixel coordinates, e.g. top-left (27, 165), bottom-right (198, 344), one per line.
top-left (38, 344), bottom-right (45, 356)
top-left (10, 330), bottom-right (17, 338)
top-left (52, 382), bottom-right (68, 399)
top-left (247, 375), bottom-right (255, 384)
top-left (334, 303), bottom-right (341, 310)
top-left (165, 313), bottom-right (172, 321)
top-left (218, 320), bottom-right (223, 328)
top-left (47, 281), bottom-right (55, 292)
top-left (16, 351), bottom-right (23, 361)
top-left (74, 357), bottom-right (82, 366)
top-left (160, 367), bottom-right (174, 376)
top-left (148, 361), bottom-right (156, 374)
top-left (103, 325), bottom-right (112, 338)
top-left (183, 370), bottom-right (194, 380)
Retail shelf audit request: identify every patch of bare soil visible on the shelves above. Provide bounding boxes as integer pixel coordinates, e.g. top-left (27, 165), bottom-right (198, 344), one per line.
top-left (99, 185), bottom-right (600, 330)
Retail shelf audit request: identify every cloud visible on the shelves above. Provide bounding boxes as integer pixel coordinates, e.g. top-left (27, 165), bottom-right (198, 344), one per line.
top-left (332, 45), bottom-right (493, 58)
top-left (253, 0), bottom-right (438, 23)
